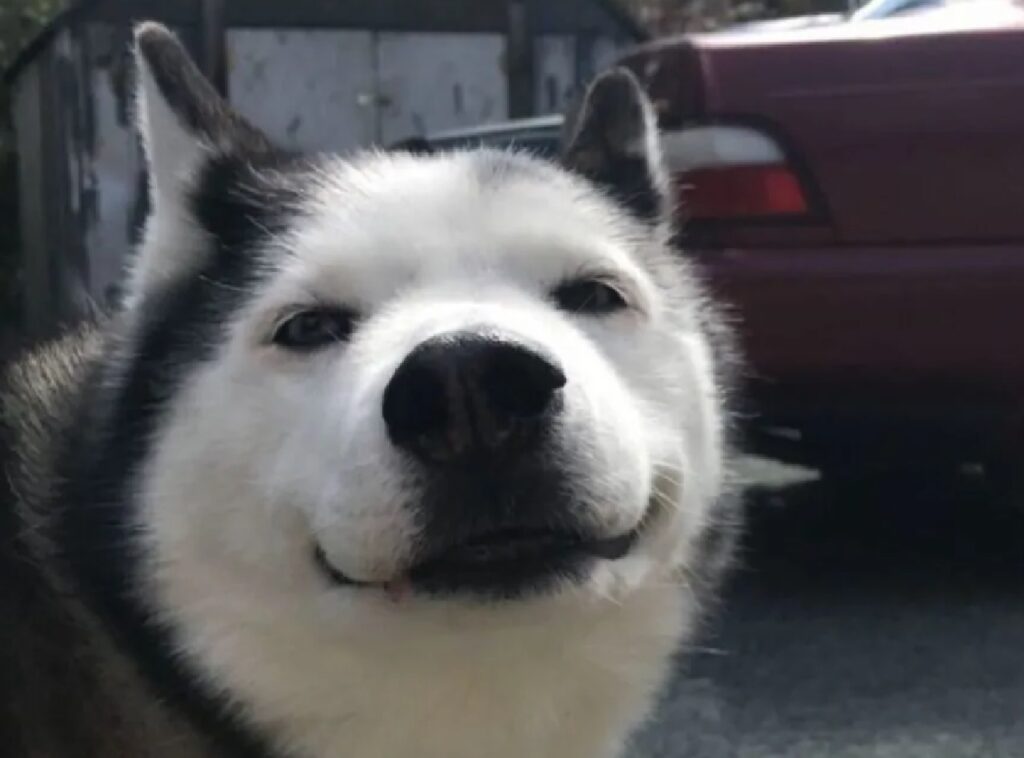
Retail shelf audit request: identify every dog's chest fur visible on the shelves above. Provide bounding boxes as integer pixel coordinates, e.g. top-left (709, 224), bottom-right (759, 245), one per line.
top-left (0, 551), bottom-right (215, 757)
top-left (161, 564), bottom-right (688, 758)
top-left (0, 335), bottom-right (212, 757)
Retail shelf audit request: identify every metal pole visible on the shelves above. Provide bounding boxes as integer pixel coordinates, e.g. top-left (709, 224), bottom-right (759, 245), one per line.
top-left (200, 0), bottom-right (227, 95)
top-left (506, 0), bottom-right (534, 118)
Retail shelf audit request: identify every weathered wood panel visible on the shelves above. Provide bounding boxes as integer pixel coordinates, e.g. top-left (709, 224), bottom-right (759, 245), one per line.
top-left (227, 29), bottom-right (376, 152)
top-left (81, 0), bottom-right (642, 38)
top-left (8, 0), bottom-right (641, 333)
top-left (76, 23), bottom-right (143, 307)
top-left (11, 60), bottom-right (52, 335)
top-left (535, 35), bottom-right (576, 115)
top-left (377, 32), bottom-right (508, 144)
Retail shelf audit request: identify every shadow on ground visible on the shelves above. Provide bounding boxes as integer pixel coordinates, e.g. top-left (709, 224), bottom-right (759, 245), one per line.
top-left (632, 471), bottom-right (1024, 758)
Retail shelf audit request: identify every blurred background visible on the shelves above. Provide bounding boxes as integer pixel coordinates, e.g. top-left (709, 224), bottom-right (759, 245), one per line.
top-left (2, 1), bottom-right (1023, 756)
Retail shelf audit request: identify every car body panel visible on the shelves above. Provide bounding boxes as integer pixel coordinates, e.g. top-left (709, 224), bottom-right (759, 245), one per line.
top-left (621, 10), bottom-right (1024, 462)
top-left (685, 17), bottom-right (1024, 245)
top-left (708, 244), bottom-right (1024, 390)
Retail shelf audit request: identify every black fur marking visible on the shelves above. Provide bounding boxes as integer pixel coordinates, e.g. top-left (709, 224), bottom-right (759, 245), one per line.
top-left (563, 68), bottom-right (672, 223)
top-left (191, 150), bottom-right (307, 256)
top-left (135, 22), bottom-right (271, 155)
top-left (410, 448), bottom-right (593, 599)
top-left (52, 151), bottom-right (307, 758)
top-left (390, 136), bottom-right (435, 156)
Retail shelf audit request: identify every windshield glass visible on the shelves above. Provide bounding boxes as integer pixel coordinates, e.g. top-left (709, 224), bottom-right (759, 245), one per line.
top-left (852, 0), bottom-right (983, 19)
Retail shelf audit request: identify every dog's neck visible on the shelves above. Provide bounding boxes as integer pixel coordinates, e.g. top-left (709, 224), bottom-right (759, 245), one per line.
top-left (153, 565), bottom-right (689, 758)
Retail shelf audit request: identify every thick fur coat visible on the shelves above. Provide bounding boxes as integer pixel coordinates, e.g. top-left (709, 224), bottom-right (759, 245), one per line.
top-left (1, 23), bottom-right (738, 758)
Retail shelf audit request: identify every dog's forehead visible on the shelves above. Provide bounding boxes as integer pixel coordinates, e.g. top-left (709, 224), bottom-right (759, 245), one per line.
top-left (266, 150), bottom-right (645, 304)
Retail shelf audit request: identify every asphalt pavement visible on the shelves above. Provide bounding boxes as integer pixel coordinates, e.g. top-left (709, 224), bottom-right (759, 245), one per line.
top-left (630, 465), bottom-right (1024, 757)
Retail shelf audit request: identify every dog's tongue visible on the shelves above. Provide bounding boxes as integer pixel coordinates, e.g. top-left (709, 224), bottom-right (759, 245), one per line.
top-left (385, 578), bottom-right (413, 603)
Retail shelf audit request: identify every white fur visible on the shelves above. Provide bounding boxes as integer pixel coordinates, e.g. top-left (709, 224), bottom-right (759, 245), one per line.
top-left (128, 51), bottom-right (727, 758)
top-left (129, 50), bottom-right (212, 301)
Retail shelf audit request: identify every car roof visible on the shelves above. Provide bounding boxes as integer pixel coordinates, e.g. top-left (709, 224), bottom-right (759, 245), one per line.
top-left (694, 0), bottom-right (1023, 47)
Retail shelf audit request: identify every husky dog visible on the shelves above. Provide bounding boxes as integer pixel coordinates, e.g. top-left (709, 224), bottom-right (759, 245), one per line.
top-left (0, 22), bottom-right (737, 758)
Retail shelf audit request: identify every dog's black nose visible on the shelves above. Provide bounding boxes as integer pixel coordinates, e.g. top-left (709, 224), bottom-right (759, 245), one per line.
top-left (382, 334), bottom-right (566, 464)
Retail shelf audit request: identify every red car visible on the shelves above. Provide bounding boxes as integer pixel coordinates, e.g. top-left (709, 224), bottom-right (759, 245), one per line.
top-left (420, 3), bottom-right (1024, 493)
top-left (624, 2), bottom-right (1024, 484)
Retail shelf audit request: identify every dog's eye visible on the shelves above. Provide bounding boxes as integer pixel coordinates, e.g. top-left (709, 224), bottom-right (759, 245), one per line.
top-left (272, 308), bottom-right (355, 350)
top-left (552, 279), bottom-right (628, 315)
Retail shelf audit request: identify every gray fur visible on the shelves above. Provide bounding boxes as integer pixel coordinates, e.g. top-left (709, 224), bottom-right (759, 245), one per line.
top-left (0, 332), bottom-right (216, 757)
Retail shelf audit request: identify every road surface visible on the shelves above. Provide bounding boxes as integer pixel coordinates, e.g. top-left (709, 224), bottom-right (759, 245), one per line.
top-left (631, 467), bottom-right (1024, 757)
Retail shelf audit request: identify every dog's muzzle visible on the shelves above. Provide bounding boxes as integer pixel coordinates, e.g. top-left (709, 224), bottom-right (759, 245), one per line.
top-left (316, 332), bottom-right (641, 598)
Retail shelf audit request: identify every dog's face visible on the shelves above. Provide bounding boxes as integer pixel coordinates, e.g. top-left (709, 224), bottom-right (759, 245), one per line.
top-left (127, 27), bottom-right (726, 620)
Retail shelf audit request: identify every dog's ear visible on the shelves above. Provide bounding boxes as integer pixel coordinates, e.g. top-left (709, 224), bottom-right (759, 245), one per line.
top-left (134, 22), bottom-right (271, 202)
top-left (562, 69), bottom-right (672, 224)
top-left (129, 23), bottom-right (279, 300)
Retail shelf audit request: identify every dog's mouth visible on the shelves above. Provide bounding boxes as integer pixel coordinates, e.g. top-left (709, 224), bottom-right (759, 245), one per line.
top-left (314, 526), bottom-right (639, 599)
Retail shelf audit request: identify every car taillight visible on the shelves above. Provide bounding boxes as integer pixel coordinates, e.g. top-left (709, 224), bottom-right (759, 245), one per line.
top-left (663, 126), bottom-right (812, 222)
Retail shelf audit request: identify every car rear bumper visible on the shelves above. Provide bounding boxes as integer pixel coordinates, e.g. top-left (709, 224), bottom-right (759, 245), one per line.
top-left (697, 242), bottom-right (1024, 461)
top-left (743, 379), bottom-right (1021, 465)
